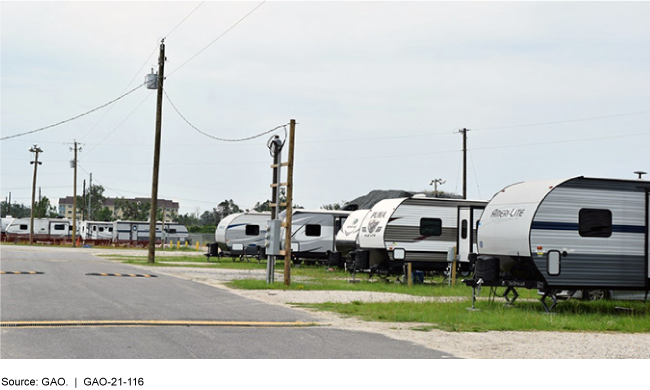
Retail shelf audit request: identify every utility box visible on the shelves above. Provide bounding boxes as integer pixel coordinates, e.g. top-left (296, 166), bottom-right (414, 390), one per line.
top-left (145, 71), bottom-right (158, 89)
top-left (265, 219), bottom-right (282, 256)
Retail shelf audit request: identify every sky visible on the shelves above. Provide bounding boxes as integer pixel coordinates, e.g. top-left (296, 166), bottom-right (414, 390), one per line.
top-left (2, 1), bottom-right (650, 218)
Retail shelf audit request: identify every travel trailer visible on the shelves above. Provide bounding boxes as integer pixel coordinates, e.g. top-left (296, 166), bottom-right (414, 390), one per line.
top-left (280, 209), bottom-right (351, 263)
top-left (466, 176), bottom-right (650, 309)
top-left (113, 220), bottom-right (188, 246)
top-left (355, 196), bottom-right (487, 275)
top-left (5, 218), bottom-right (72, 243)
top-left (215, 212), bottom-right (270, 257)
top-left (335, 209), bottom-right (370, 258)
top-left (79, 221), bottom-right (113, 242)
top-left (1, 216), bottom-right (15, 241)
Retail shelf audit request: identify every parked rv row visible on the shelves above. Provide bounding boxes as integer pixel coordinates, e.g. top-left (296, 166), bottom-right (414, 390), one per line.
top-left (215, 195), bottom-right (487, 275)
top-left (1, 218), bottom-right (188, 246)
top-left (215, 176), bottom-right (650, 304)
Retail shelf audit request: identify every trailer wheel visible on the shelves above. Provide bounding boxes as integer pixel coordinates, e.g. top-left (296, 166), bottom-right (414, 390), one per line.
top-left (583, 289), bottom-right (608, 301)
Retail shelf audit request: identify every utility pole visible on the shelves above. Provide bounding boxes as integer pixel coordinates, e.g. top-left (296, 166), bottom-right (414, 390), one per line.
top-left (29, 145), bottom-right (43, 245)
top-left (283, 119), bottom-right (296, 287)
top-left (458, 128), bottom-right (470, 199)
top-left (88, 173), bottom-right (93, 220)
top-left (430, 178), bottom-right (446, 197)
top-left (69, 140), bottom-right (81, 247)
top-left (82, 180), bottom-right (86, 221)
top-left (148, 39), bottom-right (166, 264)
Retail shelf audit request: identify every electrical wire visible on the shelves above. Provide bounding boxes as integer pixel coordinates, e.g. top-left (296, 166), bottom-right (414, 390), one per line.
top-left (163, 88), bottom-right (288, 142)
top-left (166, 1), bottom-right (266, 78)
top-left (0, 84), bottom-right (145, 141)
top-left (164, 2), bottom-right (205, 38)
top-left (473, 110), bottom-right (650, 132)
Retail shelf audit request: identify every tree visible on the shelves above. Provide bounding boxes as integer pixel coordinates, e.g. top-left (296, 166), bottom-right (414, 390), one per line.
top-left (175, 213), bottom-right (200, 227)
top-left (215, 199), bottom-right (241, 221)
top-left (33, 196), bottom-right (58, 218)
top-left (200, 210), bottom-right (217, 226)
top-left (115, 198), bottom-right (150, 221)
top-left (253, 188), bottom-right (303, 213)
top-left (321, 200), bottom-right (347, 210)
top-left (77, 184), bottom-right (107, 220)
top-left (1, 201), bottom-right (30, 218)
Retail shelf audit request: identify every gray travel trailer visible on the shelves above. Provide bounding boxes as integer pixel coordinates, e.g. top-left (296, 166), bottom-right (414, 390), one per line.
top-left (355, 196), bottom-right (487, 275)
top-left (280, 209), bottom-right (351, 263)
top-left (466, 176), bottom-right (650, 309)
top-left (113, 220), bottom-right (188, 246)
top-left (215, 212), bottom-right (270, 257)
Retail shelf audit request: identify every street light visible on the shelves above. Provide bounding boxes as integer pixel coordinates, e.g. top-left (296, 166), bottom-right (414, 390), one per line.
top-left (29, 145), bottom-right (43, 245)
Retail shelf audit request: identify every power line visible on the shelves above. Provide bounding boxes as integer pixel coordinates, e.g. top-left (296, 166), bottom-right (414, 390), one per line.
top-left (167, 1), bottom-right (266, 78)
top-left (164, 88), bottom-right (288, 142)
top-left (0, 84), bottom-right (145, 141)
top-left (164, 1), bottom-right (205, 38)
top-left (473, 110), bottom-right (650, 132)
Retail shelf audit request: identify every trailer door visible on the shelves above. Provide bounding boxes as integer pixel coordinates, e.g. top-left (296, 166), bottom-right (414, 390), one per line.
top-left (457, 207), bottom-right (472, 264)
top-left (131, 224), bottom-right (139, 241)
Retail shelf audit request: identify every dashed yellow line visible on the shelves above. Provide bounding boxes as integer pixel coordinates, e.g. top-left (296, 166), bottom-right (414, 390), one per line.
top-left (85, 273), bottom-right (157, 278)
top-left (0, 271), bottom-right (44, 275)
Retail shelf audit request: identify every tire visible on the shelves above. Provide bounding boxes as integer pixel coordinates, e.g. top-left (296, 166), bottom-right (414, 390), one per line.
top-left (584, 289), bottom-right (608, 301)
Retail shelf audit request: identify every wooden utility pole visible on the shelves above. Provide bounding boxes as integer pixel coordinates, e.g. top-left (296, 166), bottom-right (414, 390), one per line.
top-left (283, 119), bottom-right (296, 286)
top-left (148, 39), bottom-right (166, 264)
top-left (69, 140), bottom-right (81, 247)
top-left (458, 128), bottom-right (470, 199)
top-left (28, 145), bottom-right (43, 245)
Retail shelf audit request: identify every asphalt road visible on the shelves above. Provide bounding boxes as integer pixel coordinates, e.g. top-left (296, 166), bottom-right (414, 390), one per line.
top-left (1, 245), bottom-right (454, 359)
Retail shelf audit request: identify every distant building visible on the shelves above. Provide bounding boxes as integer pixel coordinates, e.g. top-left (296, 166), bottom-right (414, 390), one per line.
top-left (58, 197), bottom-right (179, 222)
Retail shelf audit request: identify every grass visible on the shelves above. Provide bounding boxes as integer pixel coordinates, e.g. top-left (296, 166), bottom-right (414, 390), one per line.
top-left (99, 254), bottom-right (650, 333)
top-left (101, 254), bottom-right (269, 269)
top-left (298, 299), bottom-right (650, 333)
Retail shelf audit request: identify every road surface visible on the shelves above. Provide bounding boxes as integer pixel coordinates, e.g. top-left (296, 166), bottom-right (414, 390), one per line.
top-left (1, 245), bottom-right (452, 359)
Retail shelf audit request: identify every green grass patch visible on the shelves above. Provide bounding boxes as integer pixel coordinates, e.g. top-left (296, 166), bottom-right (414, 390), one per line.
top-left (298, 299), bottom-right (650, 333)
top-left (101, 254), bottom-right (268, 269)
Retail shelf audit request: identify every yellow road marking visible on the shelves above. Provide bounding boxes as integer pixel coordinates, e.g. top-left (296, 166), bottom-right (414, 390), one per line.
top-left (0, 320), bottom-right (321, 328)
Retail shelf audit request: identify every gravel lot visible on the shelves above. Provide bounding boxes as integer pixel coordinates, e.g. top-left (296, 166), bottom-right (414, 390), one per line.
top-left (128, 262), bottom-right (650, 359)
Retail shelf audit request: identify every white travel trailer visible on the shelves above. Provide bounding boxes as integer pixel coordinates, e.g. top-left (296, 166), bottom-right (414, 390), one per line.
top-left (356, 196), bottom-right (487, 274)
top-left (79, 221), bottom-right (113, 241)
top-left (335, 209), bottom-right (370, 258)
top-left (467, 176), bottom-right (650, 309)
top-left (281, 209), bottom-right (351, 263)
top-left (1, 216), bottom-right (15, 240)
top-left (215, 212), bottom-right (270, 256)
top-left (113, 220), bottom-right (188, 246)
top-left (5, 218), bottom-right (72, 243)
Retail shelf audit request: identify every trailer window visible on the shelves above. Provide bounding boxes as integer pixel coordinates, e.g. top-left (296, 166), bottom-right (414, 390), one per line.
top-left (461, 219), bottom-right (468, 239)
top-left (53, 224), bottom-right (66, 231)
top-left (579, 209), bottom-right (612, 238)
top-left (305, 224), bottom-right (321, 237)
top-left (19, 224), bottom-right (28, 230)
top-left (246, 225), bottom-right (260, 236)
top-left (420, 218), bottom-right (442, 236)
